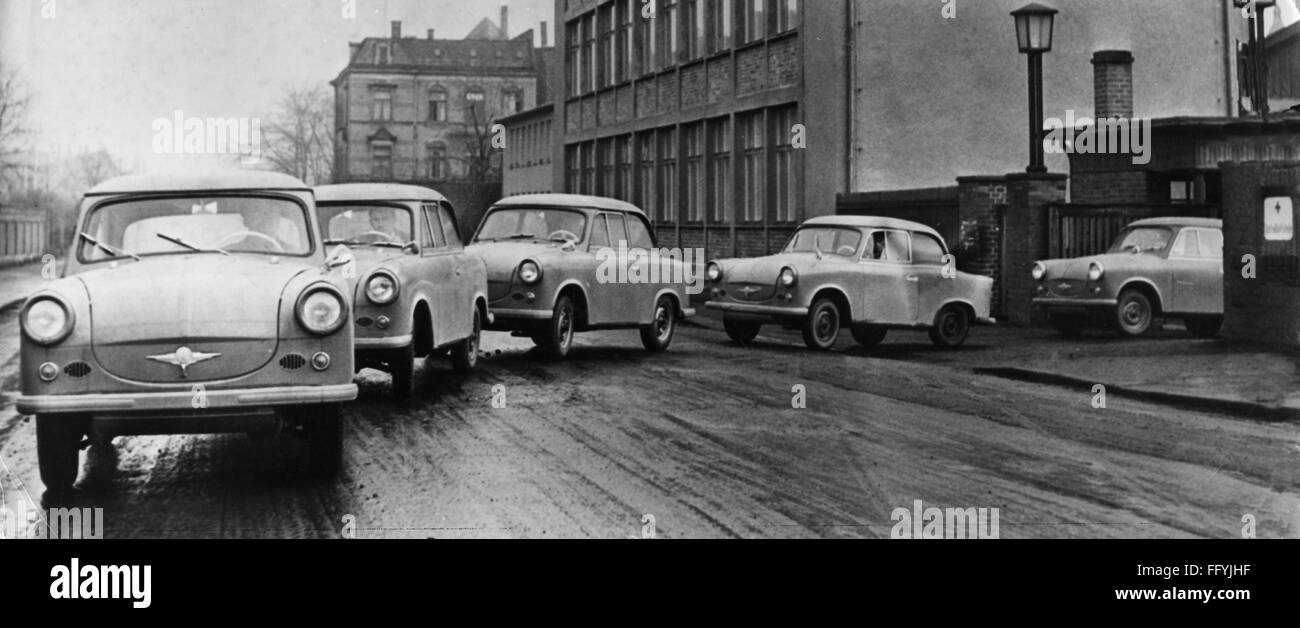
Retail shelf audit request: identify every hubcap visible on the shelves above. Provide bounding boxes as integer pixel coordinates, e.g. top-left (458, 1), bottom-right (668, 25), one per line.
top-left (558, 308), bottom-right (573, 347)
top-left (655, 306), bottom-right (672, 339)
top-left (816, 308), bottom-right (838, 342)
top-left (1122, 301), bottom-right (1148, 327)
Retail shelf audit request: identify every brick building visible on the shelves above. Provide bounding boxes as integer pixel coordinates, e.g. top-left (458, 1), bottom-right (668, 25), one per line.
top-left (331, 8), bottom-right (554, 233)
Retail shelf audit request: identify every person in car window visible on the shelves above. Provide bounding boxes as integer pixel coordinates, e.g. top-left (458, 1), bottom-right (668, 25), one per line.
top-left (228, 207), bottom-right (289, 253)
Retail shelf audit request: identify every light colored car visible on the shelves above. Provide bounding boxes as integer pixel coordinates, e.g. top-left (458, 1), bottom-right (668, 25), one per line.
top-left (705, 216), bottom-right (994, 350)
top-left (466, 194), bottom-right (696, 359)
top-left (1032, 217), bottom-right (1224, 338)
top-left (315, 184), bottom-right (488, 397)
top-left (17, 172), bottom-right (357, 499)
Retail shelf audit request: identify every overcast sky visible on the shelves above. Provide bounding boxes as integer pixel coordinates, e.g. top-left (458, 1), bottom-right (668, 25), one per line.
top-left (0, 0), bottom-right (554, 172)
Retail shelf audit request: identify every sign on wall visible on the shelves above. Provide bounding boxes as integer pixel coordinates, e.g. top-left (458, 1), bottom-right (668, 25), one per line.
top-left (1264, 196), bottom-right (1295, 242)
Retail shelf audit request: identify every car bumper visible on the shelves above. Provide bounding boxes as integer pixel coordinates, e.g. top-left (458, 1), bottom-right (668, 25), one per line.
top-left (16, 383), bottom-right (358, 415)
top-left (1033, 297), bottom-right (1119, 307)
top-left (705, 301), bottom-right (809, 317)
top-left (491, 307), bottom-right (553, 321)
top-left (356, 334), bottom-right (414, 350)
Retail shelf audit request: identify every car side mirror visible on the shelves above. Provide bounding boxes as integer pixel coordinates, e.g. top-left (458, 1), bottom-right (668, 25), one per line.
top-left (403, 241), bottom-right (421, 255)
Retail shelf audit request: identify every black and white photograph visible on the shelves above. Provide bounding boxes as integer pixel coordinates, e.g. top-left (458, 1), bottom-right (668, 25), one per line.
top-left (0, 0), bottom-right (1298, 609)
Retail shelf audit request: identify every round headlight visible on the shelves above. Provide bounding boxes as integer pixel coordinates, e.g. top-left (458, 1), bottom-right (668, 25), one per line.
top-left (706, 262), bottom-right (722, 283)
top-left (519, 260), bottom-right (542, 285)
top-left (297, 288), bottom-right (346, 336)
top-left (1031, 262), bottom-right (1046, 281)
top-left (365, 273), bottom-right (399, 305)
top-left (1088, 262), bottom-right (1105, 282)
top-left (22, 298), bottom-right (73, 346)
top-left (779, 267), bottom-right (798, 288)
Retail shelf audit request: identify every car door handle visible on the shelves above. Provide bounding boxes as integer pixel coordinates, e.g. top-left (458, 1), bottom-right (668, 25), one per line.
top-left (906, 276), bottom-right (919, 283)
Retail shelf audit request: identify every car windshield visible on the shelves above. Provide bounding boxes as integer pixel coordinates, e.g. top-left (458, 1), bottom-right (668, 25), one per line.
top-left (475, 208), bottom-right (588, 244)
top-left (319, 204), bottom-right (414, 248)
top-left (1109, 227), bottom-right (1173, 254)
top-left (79, 195), bottom-right (312, 261)
top-left (784, 227), bottom-right (863, 258)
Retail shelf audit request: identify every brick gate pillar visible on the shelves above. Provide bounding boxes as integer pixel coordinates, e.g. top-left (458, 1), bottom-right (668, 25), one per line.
top-left (1221, 161), bottom-right (1300, 347)
top-left (1001, 172), bottom-right (1067, 325)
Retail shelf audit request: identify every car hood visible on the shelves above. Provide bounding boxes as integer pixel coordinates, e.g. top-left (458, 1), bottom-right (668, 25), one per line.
top-left (82, 255), bottom-right (309, 382)
top-left (1041, 252), bottom-right (1163, 281)
top-left (341, 245), bottom-right (412, 285)
top-left (466, 241), bottom-right (572, 280)
top-left (721, 253), bottom-right (852, 284)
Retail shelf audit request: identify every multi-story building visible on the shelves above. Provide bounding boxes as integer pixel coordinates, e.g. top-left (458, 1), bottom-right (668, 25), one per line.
top-left (332, 8), bottom-right (553, 233)
top-left (554, 0), bottom-right (1254, 260)
top-left (501, 103), bottom-right (556, 196)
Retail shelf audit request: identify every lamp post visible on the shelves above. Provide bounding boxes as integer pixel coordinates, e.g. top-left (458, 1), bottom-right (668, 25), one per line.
top-left (1011, 3), bottom-right (1058, 174)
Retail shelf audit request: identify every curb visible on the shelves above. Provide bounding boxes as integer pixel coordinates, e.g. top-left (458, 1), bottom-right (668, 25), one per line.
top-left (974, 367), bottom-right (1300, 423)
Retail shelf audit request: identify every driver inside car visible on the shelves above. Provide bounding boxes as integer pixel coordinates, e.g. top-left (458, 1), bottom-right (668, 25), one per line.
top-left (366, 210), bottom-right (405, 242)
top-left (227, 207), bottom-right (290, 253)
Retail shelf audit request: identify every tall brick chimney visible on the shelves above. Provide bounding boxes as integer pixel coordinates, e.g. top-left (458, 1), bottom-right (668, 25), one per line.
top-left (391, 20), bottom-right (402, 40)
top-left (500, 6), bottom-right (509, 39)
top-left (540, 21), bottom-right (548, 47)
top-left (1091, 50), bottom-right (1134, 119)
top-left (427, 29), bottom-right (435, 40)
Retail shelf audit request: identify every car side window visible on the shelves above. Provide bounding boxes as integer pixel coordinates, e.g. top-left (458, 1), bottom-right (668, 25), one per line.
top-left (865, 231), bottom-right (886, 261)
top-left (1197, 229), bottom-right (1223, 259)
top-left (1171, 229), bottom-right (1199, 258)
top-left (438, 204), bottom-right (462, 248)
top-left (912, 233), bottom-right (946, 265)
top-left (424, 205), bottom-right (446, 249)
top-left (626, 214), bottom-right (655, 249)
top-left (884, 230), bottom-right (911, 263)
top-left (589, 214), bottom-right (611, 249)
top-left (607, 213), bottom-right (629, 248)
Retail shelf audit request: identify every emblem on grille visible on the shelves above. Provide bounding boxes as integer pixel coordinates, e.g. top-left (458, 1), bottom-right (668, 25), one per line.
top-left (146, 346), bottom-right (221, 378)
top-left (1056, 283), bottom-right (1073, 292)
top-left (738, 286), bottom-right (761, 296)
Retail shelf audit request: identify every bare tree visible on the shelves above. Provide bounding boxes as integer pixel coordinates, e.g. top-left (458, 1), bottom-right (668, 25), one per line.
top-left (452, 103), bottom-right (503, 223)
top-left (70, 148), bottom-right (124, 191)
top-left (0, 62), bottom-right (31, 192)
top-left (263, 86), bottom-right (334, 185)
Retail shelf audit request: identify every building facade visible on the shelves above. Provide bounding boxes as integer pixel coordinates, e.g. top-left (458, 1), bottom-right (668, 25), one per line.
top-left (501, 103), bottom-right (556, 196)
top-left (332, 10), bottom-right (553, 232)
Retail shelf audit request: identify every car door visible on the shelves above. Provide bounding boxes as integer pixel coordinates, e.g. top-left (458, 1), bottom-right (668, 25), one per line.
top-left (857, 229), bottom-right (916, 325)
top-left (601, 212), bottom-right (640, 324)
top-left (911, 232), bottom-right (957, 325)
top-left (585, 213), bottom-right (619, 326)
top-left (421, 203), bottom-right (459, 347)
top-left (625, 213), bottom-right (660, 325)
top-left (1169, 227), bottom-right (1223, 314)
top-left (438, 202), bottom-right (475, 340)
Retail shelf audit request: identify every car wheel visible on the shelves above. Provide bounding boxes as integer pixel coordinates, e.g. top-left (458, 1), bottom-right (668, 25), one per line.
top-left (389, 343), bottom-right (416, 398)
top-left (452, 308), bottom-right (482, 374)
top-left (1050, 316), bottom-right (1088, 337)
top-left (1185, 315), bottom-right (1223, 339)
top-left (929, 305), bottom-right (971, 348)
top-left (640, 296), bottom-right (677, 353)
top-left (304, 405), bottom-right (342, 479)
top-left (802, 298), bottom-right (842, 351)
top-left (850, 324), bottom-right (888, 348)
top-left (540, 296), bottom-right (577, 359)
top-left (723, 317), bottom-right (761, 345)
top-left (36, 415), bottom-right (88, 498)
top-left (1114, 290), bottom-right (1154, 337)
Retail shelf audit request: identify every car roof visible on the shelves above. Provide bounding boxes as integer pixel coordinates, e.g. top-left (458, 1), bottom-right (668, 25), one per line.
top-left (314, 183), bottom-right (448, 203)
top-left (492, 194), bottom-right (646, 216)
top-left (804, 215), bottom-right (943, 238)
top-left (87, 171), bottom-right (310, 195)
top-left (1128, 217), bottom-right (1222, 229)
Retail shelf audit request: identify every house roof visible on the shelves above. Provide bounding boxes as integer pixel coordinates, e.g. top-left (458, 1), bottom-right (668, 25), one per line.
top-left (87, 171), bottom-right (310, 195)
top-left (465, 18), bottom-right (505, 41)
top-left (493, 194), bottom-right (646, 216)
top-left (1129, 217), bottom-right (1223, 229)
top-left (340, 33), bottom-right (540, 76)
top-left (314, 183), bottom-right (448, 203)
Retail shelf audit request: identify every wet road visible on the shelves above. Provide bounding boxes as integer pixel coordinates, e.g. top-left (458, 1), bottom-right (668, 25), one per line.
top-left (2, 306), bottom-right (1298, 539)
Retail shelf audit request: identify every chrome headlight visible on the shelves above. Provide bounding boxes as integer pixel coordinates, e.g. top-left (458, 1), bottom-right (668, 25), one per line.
top-left (1088, 262), bottom-right (1105, 282)
top-left (779, 267), bottom-right (798, 288)
top-left (296, 287), bottom-right (346, 336)
top-left (22, 297), bottom-right (74, 346)
top-left (1031, 262), bottom-right (1046, 281)
top-left (519, 260), bottom-right (543, 285)
top-left (365, 272), bottom-right (399, 306)
top-left (706, 262), bottom-right (722, 283)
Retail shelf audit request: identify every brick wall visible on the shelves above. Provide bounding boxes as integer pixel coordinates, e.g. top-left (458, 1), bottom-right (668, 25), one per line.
top-left (681, 64), bottom-right (707, 110)
top-left (1221, 161), bottom-right (1300, 347)
top-left (658, 71), bottom-right (680, 114)
top-left (768, 37), bottom-right (799, 89)
top-left (1002, 173), bottom-right (1068, 325)
top-left (737, 47), bottom-right (766, 96)
top-left (707, 57), bottom-right (733, 104)
top-left (957, 176), bottom-right (1008, 318)
top-left (1070, 170), bottom-right (1150, 204)
top-left (636, 79), bottom-right (657, 118)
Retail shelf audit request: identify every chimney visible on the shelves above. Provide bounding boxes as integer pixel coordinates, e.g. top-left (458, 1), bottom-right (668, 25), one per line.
top-left (540, 21), bottom-right (548, 47)
top-left (427, 29), bottom-right (435, 40)
top-left (391, 20), bottom-right (402, 40)
top-left (500, 6), bottom-right (509, 39)
top-left (1091, 50), bottom-right (1134, 119)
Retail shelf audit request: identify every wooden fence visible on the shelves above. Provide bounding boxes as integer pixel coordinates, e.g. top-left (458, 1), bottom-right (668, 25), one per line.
top-left (0, 210), bottom-right (49, 267)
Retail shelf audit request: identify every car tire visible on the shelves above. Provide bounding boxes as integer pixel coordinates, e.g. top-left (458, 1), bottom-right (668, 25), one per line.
top-left (640, 296), bottom-right (678, 353)
top-left (36, 415), bottom-right (88, 498)
top-left (802, 298), bottom-right (842, 351)
top-left (723, 318), bottom-right (761, 345)
top-left (540, 296), bottom-right (577, 359)
top-left (929, 305), bottom-right (971, 348)
top-left (1114, 290), bottom-right (1154, 337)
top-left (452, 308), bottom-right (482, 374)
top-left (850, 324), bottom-right (888, 348)
top-left (304, 405), bottom-right (342, 479)
top-left (389, 344), bottom-right (416, 398)
top-left (1185, 315), bottom-right (1223, 339)
top-left (1050, 316), bottom-right (1088, 337)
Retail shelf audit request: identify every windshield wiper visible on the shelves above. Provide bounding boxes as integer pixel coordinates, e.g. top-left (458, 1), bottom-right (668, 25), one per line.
top-left (326, 238), bottom-right (406, 249)
top-left (79, 232), bottom-right (140, 261)
top-left (156, 232), bottom-right (229, 255)
top-left (504, 234), bottom-right (538, 240)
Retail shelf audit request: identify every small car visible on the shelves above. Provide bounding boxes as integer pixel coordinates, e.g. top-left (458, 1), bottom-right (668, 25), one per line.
top-left (314, 184), bottom-right (488, 397)
top-left (16, 172), bottom-right (358, 499)
top-left (705, 216), bottom-right (994, 350)
top-left (466, 194), bottom-right (696, 358)
top-left (1032, 217), bottom-right (1225, 338)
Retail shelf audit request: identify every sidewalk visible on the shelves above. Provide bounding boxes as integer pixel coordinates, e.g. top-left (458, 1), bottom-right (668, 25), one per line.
top-left (689, 306), bottom-right (1300, 422)
top-left (0, 261), bottom-right (55, 311)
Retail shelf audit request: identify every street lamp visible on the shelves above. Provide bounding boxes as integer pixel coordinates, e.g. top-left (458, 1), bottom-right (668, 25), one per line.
top-left (1011, 3), bottom-right (1058, 174)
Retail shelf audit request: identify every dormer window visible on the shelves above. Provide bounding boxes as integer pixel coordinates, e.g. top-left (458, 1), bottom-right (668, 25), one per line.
top-left (375, 43), bottom-right (391, 64)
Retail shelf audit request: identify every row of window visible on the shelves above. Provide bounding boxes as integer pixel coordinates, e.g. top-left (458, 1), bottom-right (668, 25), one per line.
top-left (369, 142), bottom-right (453, 181)
top-left (506, 119), bottom-right (554, 169)
top-left (368, 85), bottom-right (526, 123)
top-left (564, 104), bottom-right (800, 225)
top-left (567, 0), bottom-right (799, 97)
